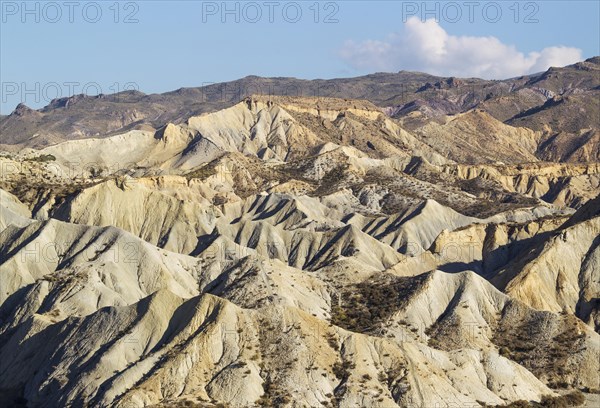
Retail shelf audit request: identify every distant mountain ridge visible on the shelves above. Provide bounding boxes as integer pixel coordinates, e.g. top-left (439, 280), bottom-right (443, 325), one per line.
top-left (1, 57), bottom-right (598, 162)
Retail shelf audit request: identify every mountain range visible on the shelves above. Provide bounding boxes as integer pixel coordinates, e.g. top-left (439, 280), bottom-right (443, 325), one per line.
top-left (0, 58), bottom-right (599, 407)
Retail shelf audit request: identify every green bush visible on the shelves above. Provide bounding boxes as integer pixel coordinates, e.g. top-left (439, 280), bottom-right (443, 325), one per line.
top-left (332, 360), bottom-right (355, 380)
top-left (541, 391), bottom-right (586, 407)
top-left (25, 154), bottom-right (56, 162)
top-left (484, 391), bottom-right (586, 408)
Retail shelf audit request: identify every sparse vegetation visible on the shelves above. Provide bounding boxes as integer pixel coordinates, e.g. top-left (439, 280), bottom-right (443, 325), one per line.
top-left (482, 391), bottom-right (586, 408)
top-left (332, 360), bottom-right (355, 380)
top-left (256, 376), bottom-right (292, 407)
top-left (25, 154), bottom-right (56, 162)
top-left (184, 164), bottom-right (217, 181)
top-left (493, 312), bottom-right (586, 388)
top-left (331, 273), bottom-right (428, 333)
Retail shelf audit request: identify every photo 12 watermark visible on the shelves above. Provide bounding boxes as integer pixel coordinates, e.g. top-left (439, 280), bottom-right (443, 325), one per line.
top-left (199, 80), bottom-right (344, 103)
top-left (17, 239), bottom-right (141, 265)
top-left (200, 1), bottom-right (340, 24)
top-left (1, 81), bottom-right (140, 107)
top-left (0, 157), bottom-right (158, 182)
top-left (401, 1), bottom-right (540, 24)
top-left (1, 1), bottom-right (140, 24)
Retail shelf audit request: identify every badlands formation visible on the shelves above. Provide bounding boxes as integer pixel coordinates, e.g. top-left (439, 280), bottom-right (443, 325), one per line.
top-left (1, 61), bottom-right (599, 408)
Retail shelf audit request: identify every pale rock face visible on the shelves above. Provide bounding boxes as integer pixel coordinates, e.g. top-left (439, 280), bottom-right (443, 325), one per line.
top-left (0, 188), bottom-right (32, 230)
top-left (498, 216), bottom-right (600, 315)
top-left (442, 162), bottom-right (600, 208)
top-left (51, 178), bottom-right (221, 254)
top-left (1, 94), bottom-right (599, 407)
top-left (415, 110), bottom-right (542, 164)
top-left (347, 199), bottom-right (478, 256)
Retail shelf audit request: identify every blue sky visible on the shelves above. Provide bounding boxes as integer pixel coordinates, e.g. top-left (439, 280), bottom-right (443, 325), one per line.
top-left (1, 0), bottom-right (599, 113)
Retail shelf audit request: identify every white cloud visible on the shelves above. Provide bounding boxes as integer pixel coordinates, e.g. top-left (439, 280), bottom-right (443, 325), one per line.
top-left (339, 17), bottom-right (582, 79)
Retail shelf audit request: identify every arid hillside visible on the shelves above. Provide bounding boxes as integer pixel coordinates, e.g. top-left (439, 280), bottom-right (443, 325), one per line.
top-left (1, 68), bottom-right (599, 408)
